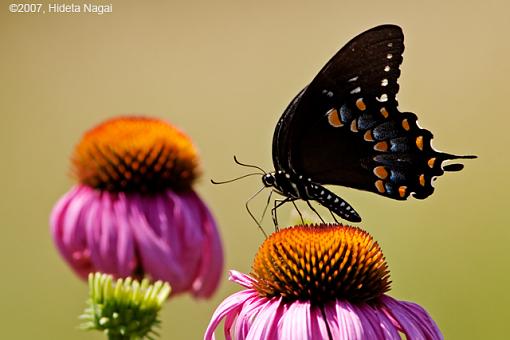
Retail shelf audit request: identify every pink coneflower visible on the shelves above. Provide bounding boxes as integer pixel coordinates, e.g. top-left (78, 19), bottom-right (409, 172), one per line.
top-left (51, 116), bottom-right (223, 298)
top-left (205, 225), bottom-right (442, 339)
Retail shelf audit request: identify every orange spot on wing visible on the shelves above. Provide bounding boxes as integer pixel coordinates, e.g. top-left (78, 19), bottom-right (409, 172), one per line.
top-left (380, 107), bottom-right (389, 118)
top-left (364, 130), bottom-right (374, 141)
top-left (350, 119), bottom-right (358, 132)
top-left (327, 108), bottom-right (343, 127)
top-left (416, 136), bottom-right (424, 150)
top-left (373, 166), bottom-right (388, 179)
top-left (356, 98), bottom-right (366, 111)
top-left (428, 157), bottom-right (436, 168)
top-left (374, 141), bottom-right (388, 152)
top-left (402, 119), bottom-right (410, 131)
top-left (398, 186), bottom-right (407, 198)
top-left (375, 180), bottom-right (385, 193)
top-left (419, 174), bottom-right (426, 186)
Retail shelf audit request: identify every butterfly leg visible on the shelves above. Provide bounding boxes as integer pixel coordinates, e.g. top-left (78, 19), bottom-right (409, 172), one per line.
top-left (329, 210), bottom-right (339, 223)
top-left (306, 201), bottom-right (325, 223)
top-left (245, 186), bottom-right (268, 237)
top-left (291, 200), bottom-right (305, 224)
top-left (271, 197), bottom-right (292, 231)
top-left (259, 190), bottom-right (274, 225)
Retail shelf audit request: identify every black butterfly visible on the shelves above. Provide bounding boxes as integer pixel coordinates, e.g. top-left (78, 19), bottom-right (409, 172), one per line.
top-left (259, 24), bottom-right (475, 225)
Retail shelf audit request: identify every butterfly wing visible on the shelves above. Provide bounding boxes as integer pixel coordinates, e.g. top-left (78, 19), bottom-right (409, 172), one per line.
top-left (272, 24), bottom-right (475, 200)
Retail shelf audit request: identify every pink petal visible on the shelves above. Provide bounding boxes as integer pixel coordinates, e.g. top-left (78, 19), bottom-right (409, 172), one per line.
top-left (398, 300), bottom-right (443, 339)
top-left (310, 304), bottom-right (335, 339)
top-left (228, 270), bottom-right (256, 288)
top-left (355, 303), bottom-right (399, 339)
top-left (320, 302), bottom-right (342, 339)
top-left (380, 296), bottom-right (443, 340)
top-left (278, 300), bottom-right (324, 340)
top-left (369, 303), bottom-right (401, 339)
top-left (51, 185), bottom-right (223, 299)
top-left (51, 186), bottom-right (97, 278)
top-left (129, 198), bottom-right (190, 291)
top-left (84, 192), bottom-right (116, 273)
top-left (204, 289), bottom-right (258, 340)
top-left (244, 297), bottom-right (283, 340)
top-left (111, 193), bottom-right (136, 276)
top-left (232, 294), bottom-right (270, 339)
top-left (336, 301), bottom-right (363, 340)
top-left (187, 191), bottom-right (224, 298)
top-left (50, 186), bottom-right (81, 267)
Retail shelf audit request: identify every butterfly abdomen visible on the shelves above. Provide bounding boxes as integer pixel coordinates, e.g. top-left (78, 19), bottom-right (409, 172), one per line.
top-left (308, 184), bottom-right (362, 222)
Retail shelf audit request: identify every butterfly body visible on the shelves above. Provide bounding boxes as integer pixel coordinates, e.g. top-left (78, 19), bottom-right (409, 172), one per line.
top-left (266, 24), bottom-right (475, 223)
top-left (262, 171), bottom-right (361, 222)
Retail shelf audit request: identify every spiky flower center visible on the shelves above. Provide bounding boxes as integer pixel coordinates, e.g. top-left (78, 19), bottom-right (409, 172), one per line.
top-left (251, 224), bottom-right (391, 304)
top-left (72, 116), bottom-right (199, 193)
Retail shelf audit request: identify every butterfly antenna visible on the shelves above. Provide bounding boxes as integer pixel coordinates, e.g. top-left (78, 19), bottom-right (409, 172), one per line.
top-left (233, 155), bottom-right (267, 174)
top-left (211, 172), bottom-right (262, 185)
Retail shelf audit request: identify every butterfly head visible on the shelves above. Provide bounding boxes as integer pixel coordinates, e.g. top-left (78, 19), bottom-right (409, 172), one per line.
top-left (262, 173), bottom-right (276, 187)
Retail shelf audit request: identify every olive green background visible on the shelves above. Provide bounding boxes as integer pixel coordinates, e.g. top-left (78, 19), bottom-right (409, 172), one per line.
top-left (1, 0), bottom-right (508, 339)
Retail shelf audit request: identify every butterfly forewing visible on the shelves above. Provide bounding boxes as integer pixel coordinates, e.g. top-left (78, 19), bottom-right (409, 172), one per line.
top-left (273, 25), bottom-right (404, 172)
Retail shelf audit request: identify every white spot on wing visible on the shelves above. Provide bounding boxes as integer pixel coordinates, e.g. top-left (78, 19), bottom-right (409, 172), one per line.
top-left (376, 94), bottom-right (388, 102)
top-left (350, 87), bottom-right (361, 94)
top-left (387, 54), bottom-right (393, 59)
top-left (384, 65), bottom-right (390, 72)
top-left (381, 79), bottom-right (388, 86)
top-left (348, 76), bottom-right (359, 82)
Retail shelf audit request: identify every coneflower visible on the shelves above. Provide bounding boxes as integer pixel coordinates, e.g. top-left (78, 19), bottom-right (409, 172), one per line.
top-left (205, 224), bottom-right (442, 339)
top-left (51, 116), bottom-right (223, 298)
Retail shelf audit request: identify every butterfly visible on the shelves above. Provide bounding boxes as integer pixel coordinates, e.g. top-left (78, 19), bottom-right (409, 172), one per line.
top-left (259, 24), bottom-right (476, 225)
